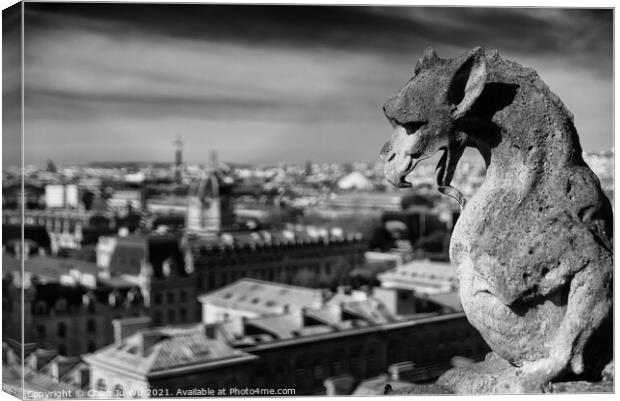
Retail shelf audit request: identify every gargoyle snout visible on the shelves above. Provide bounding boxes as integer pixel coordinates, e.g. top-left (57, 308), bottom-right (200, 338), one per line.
top-left (381, 126), bottom-right (416, 188)
top-left (380, 141), bottom-right (395, 161)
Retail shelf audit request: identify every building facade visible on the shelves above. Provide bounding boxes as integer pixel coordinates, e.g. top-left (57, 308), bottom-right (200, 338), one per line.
top-left (84, 312), bottom-right (488, 396)
top-left (190, 231), bottom-right (367, 293)
top-left (2, 253), bottom-right (147, 357)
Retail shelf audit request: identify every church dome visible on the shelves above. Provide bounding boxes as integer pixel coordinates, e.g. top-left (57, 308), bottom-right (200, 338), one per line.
top-left (188, 170), bottom-right (234, 199)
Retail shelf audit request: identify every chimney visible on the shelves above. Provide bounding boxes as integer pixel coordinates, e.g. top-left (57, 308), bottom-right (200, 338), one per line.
top-left (388, 361), bottom-right (416, 382)
top-left (139, 331), bottom-right (168, 356)
top-left (238, 316), bottom-right (248, 336)
top-left (293, 307), bottom-right (305, 329)
top-left (112, 316), bottom-right (152, 344)
top-left (323, 374), bottom-right (355, 396)
top-left (30, 349), bottom-right (58, 371)
top-left (204, 323), bottom-right (218, 339)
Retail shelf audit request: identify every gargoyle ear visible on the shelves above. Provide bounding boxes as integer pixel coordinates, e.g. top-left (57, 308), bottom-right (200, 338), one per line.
top-left (415, 47), bottom-right (440, 73)
top-left (447, 47), bottom-right (487, 120)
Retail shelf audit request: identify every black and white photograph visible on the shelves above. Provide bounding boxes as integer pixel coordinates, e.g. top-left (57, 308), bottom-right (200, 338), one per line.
top-left (1, 1), bottom-right (615, 398)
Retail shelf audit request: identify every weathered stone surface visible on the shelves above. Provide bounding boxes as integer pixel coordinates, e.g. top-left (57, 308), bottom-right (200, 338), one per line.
top-left (392, 383), bottom-right (454, 395)
top-left (379, 47), bottom-right (613, 393)
top-left (550, 380), bottom-right (613, 393)
top-left (602, 360), bottom-right (614, 381)
top-left (437, 357), bottom-right (552, 394)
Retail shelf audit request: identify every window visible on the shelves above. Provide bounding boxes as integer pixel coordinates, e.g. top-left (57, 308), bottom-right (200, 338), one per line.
top-left (88, 341), bottom-right (97, 353)
top-left (57, 322), bottom-right (67, 337)
top-left (180, 290), bottom-right (187, 303)
top-left (35, 324), bottom-right (46, 339)
top-left (313, 361), bottom-right (325, 380)
top-left (96, 379), bottom-right (107, 391)
top-left (154, 311), bottom-right (162, 326)
top-left (167, 291), bottom-right (175, 304)
top-left (34, 301), bottom-right (47, 315)
top-left (112, 385), bottom-right (124, 397)
top-left (87, 319), bottom-right (96, 334)
top-left (208, 274), bottom-right (216, 289)
top-left (154, 293), bottom-right (162, 306)
top-left (180, 307), bottom-right (187, 322)
top-left (168, 309), bottom-right (176, 324)
top-left (295, 357), bottom-right (306, 379)
top-left (58, 344), bottom-right (66, 356)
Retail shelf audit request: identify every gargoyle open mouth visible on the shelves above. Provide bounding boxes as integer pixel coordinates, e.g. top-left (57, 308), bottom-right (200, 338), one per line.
top-left (398, 152), bottom-right (436, 188)
top-left (435, 145), bottom-right (467, 207)
top-left (398, 157), bottom-right (416, 188)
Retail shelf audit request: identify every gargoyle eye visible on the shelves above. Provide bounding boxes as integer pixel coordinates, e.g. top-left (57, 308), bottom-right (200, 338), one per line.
top-left (403, 121), bottom-right (427, 135)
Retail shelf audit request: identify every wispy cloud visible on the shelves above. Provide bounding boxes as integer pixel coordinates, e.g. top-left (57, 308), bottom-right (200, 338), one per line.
top-left (11, 4), bottom-right (613, 167)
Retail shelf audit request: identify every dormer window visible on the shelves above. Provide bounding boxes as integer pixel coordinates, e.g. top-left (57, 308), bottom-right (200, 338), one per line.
top-left (162, 260), bottom-right (171, 277)
top-left (57, 322), bottom-right (67, 337)
top-left (34, 301), bottom-right (47, 315)
top-left (108, 292), bottom-right (119, 307)
top-left (55, 298), bottom-right (68, 313)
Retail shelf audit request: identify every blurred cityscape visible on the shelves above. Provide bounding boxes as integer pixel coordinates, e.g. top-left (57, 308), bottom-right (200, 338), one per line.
top-left (2, 139), bottom-right (613, 397)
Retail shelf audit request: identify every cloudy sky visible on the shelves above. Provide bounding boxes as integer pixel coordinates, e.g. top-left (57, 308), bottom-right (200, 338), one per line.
top-left (3, 4), bottom-right (613, 168)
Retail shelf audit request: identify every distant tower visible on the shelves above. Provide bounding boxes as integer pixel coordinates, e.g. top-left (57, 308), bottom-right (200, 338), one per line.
top-left (209, 150), bottom-right (219, 170)
top-left (305, 159), bottom-right (312, 176)
top-left (186, 171), bottom-right (235, 233)
top-left (174, 134), bottom-right (183, 183)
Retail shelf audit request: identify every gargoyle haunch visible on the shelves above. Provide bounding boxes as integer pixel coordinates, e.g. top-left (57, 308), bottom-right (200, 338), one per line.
top-left (380, 47), bottom-right (612, 392)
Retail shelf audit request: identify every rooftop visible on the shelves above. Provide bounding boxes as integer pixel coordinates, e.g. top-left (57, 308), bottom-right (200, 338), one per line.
top-left (198, 278), bottom-right (325, 315)
top-left (189, 226), bottom-right (362, 250)
top-left (352, 374), bottom-right (415, 396)
top-left (97, 275), bottom-right (138, 289)
top-left (377, 259), bottom-right (458, 294)
top-left (3, 254), bottom-right (99, 284)
top-left (84, 324), bottom-right (254, 376)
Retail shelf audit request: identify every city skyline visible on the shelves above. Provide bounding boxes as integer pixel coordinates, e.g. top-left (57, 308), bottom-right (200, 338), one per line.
top-left (2, 5), bottom-right (613, 168)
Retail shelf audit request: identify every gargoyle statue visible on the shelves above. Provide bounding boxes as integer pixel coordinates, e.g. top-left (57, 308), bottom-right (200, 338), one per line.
top-left (379, 47), bottom-right (613, 393)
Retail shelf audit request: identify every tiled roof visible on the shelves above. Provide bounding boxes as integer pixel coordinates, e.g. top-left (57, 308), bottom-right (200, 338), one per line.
top-left (85, 324), bottom-right (251, 375)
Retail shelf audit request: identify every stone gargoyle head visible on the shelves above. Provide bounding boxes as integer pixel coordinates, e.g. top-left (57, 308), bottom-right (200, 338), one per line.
top-left (379, 46), bottom-right (487, 205)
